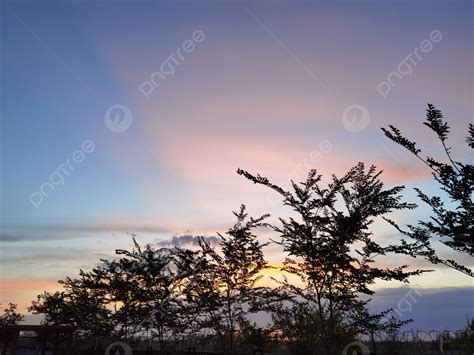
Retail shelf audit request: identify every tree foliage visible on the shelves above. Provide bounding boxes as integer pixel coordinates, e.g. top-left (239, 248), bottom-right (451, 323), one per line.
top-left (382, 104), bottom-right (473, 277)
top-left (0, 303), bottom-right (24, 326)
top-left (204, 205), bottom-right (269, 351)
top-left (28, 207), bottom-right (270, 351)
top-left (238, 163), bottom-right (424, 353)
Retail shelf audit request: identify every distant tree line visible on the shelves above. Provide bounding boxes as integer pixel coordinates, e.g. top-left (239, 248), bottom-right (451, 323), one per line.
top-left (4, 104), bottom-right (472, 354)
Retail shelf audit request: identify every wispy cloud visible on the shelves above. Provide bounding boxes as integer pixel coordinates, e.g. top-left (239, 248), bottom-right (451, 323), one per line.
top-left (0, 223), bottom-right (171, 242)
top-left (157, 235), bottom-right (220, 247)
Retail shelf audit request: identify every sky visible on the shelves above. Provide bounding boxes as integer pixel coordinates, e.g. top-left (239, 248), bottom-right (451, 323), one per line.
top-left (1, 0), bottom-right (473, 329)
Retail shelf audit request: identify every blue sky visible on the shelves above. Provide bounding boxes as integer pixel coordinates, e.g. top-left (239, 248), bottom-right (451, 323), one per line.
top-left (1, 0), bottom-right (473, 328)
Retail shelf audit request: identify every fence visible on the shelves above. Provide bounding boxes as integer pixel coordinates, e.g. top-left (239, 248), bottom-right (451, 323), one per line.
top-left (365, 329), bottom-right (473, 355)
top-left (2, 328), bottom-right (472, 355)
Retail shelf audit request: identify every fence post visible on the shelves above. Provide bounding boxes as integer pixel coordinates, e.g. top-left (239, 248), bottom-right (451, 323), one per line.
top-left (370, 332), bottom-right (377, 355)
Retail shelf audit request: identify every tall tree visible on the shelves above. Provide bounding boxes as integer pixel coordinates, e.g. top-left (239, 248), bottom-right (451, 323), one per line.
top-left (382, 104), bottom-right (473, 277)
top-left (112, 239), bottom-right (200, 349)
top-left (171, 239), bottom-right (222, 346)
top-left (202, 205), bottom-right (270, 351)
top-left (117, 241), bottom-right (171, 343)
top-left (238, 163), bottom-right (424, 354)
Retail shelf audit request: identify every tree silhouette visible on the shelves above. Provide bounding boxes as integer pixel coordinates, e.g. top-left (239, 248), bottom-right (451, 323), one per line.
top-left (270, 302), bottom-right (327, 354)
top-left (0, 303), bottom-right (24, 326)
top-left (200, 205), bottom-right (270, 351)
top-left (382, 104), bottom-right (473, 277)
top-left (30, 274), bottom-right (113, 338)
top-left (28, 220), bottom-right (270, 352)
top-left (107, 240), bottom-right (179, 345)
top-left (238, 163), bottom-right (425, 354)
top-left (169, 239), bottom-right (219, 346)
top-left (31, 244), bottom-right (191, 347)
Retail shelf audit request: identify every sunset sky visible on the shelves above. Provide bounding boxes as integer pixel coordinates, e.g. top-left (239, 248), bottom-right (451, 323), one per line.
top-left (1, 0), bottom-right (473, 328)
